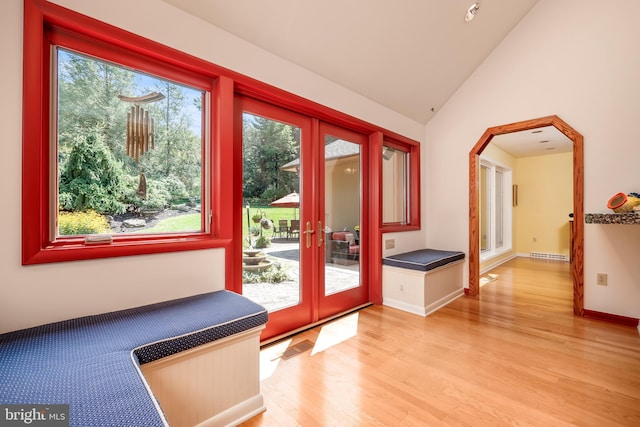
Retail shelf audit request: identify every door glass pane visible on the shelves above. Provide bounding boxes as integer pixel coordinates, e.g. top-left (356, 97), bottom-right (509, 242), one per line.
top-left (324, 136), bottom-right (361, 295)
top-left (241, 113), bottom-right (301, 312)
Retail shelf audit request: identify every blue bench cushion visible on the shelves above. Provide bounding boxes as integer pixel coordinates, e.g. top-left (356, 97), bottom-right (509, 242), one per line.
top-left (0, 290), bottom-right (268, 427)
top-left (383, 248), bottom-right (465, 272)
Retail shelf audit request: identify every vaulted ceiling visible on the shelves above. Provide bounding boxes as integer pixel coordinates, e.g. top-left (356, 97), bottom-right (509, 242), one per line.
top-left (162, 0), bottom-right (540, 124)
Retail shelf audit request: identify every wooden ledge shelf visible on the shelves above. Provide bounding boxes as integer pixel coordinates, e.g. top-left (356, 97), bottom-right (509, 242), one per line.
top-left (585, 213), bottom-right (640, 224)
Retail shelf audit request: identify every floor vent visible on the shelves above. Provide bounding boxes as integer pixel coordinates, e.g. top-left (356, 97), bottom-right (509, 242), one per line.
top-left (530, 252), bottom-right (569, 261)
top-left (281, 340), bottom-right (314, 360)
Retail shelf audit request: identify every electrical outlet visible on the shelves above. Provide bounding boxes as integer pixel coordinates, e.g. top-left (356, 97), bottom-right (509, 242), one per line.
top-left (532, 237), bottom-right (537, 243)
top-left (597, 273), bottom-right (608, 286)
top-left (385, 239), bottom-right (395, 249)
top-left (399, 284), bottom-right (404, 293)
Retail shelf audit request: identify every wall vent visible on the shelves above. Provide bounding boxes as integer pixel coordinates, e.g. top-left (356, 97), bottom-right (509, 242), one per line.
top-left (530, 252), bottom-right (569, 261)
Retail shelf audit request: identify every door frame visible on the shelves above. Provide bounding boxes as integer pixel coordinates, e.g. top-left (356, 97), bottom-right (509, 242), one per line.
top-left (468, 115), bottom-right (584, 315)
top-left (233, 96), bottom-right (373, 340)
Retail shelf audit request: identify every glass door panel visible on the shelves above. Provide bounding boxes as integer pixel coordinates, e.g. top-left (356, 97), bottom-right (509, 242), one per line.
top-left (237, 97), bottom-right (313, 340)
top-left (241, 112), bottom-right (302, 313)
top-left (318, 123), bottom-right (369, 320)
top-left (323, 136), bottom-right (361, 296)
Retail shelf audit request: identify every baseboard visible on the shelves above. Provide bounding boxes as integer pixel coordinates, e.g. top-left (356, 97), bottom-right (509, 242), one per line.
top-left (383, 298), bottom-right (427, 316)
top-left (195, 394), bottom-right (265, 427)
top-left (424, 289), bottom-right (464, 316)
top-left (583, 309), bottom-right (639, 327)
top-left (383, 289), bottom-right (464, 317)
top-left (480, 254), bottom-right (517, 274)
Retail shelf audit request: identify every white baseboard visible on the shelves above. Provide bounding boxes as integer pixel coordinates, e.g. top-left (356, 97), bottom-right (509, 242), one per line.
top-left (383, 288), bottom-right (464, 317)
top-left (424, 288), bottom-right (464, 316)
top-left (195, 394), bottom-right (265, 427)
top-left (480, 254), bottom-right (517, 274)
top-left (383, 298), bottom-right (427, 316)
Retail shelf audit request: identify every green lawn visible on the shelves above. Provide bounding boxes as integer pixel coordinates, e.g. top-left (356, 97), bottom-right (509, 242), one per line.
top-left (243, 206), bottom-right (298, 227)
top-left (137, 213), bottom-right (201, 233)
top-left (137, 207), bottom-right (298, 234)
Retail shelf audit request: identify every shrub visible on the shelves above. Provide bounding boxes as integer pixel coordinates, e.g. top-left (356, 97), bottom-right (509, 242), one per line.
top-left (58, 210), bottom-right (112, 235)
top-left (254, 235), bottom-right (270, 248)
top-left (242, 262), bottom-right (289, 284)
top-left (58, 131), bottom-right (127, 214)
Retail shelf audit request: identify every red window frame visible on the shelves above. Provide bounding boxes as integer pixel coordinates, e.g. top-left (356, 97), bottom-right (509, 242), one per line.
top-left (22, 0), bottom-right (232, 264)
top-left (22, 0), bottom-right (421, 280)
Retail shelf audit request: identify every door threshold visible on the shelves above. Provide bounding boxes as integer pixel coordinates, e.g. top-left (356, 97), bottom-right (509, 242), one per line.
top-left (260, 303), bottom-right (372, 347)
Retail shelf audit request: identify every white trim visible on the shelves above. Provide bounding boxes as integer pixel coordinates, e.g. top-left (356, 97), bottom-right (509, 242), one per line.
top-left (480, 253), bottom-right (517, 275)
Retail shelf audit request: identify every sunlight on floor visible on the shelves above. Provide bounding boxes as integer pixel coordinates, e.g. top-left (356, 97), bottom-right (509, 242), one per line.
top-left (258, 338), bottom-right (291, 381)
top-left (480, 273), bottom-right (498, 287)
top-left (258, 312), bottom-right (360, 380)
top-left (311, 312), bottom-right (359, 356)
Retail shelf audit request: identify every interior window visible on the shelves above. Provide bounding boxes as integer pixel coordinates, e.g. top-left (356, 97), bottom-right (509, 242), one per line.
top-left (479, 159), bottom-right (512, 258)
top-left (382, 145), bottom-right (408, 224)
top-left (381, 138), bottom-right (420, 230)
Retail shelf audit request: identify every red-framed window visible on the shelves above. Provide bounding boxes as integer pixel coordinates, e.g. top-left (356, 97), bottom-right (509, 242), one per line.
top-left (380, 138), bottom-right (421, 232)
top-left (22, 0), bottom-right (421, 271)
top-left (22, 0), bottom-right (231, 264)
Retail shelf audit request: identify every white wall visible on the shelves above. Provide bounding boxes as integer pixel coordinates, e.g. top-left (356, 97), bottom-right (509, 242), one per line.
top-left (0, 0), bottom-right (423, 333)
top-left (425, 0), bottom-right (640, 319)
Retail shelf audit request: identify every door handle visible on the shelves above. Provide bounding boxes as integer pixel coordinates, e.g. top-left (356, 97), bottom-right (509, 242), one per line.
top-left (303, 221), bottom-right (315, 248)
top-left (318, 221), bottom-right (324, 247)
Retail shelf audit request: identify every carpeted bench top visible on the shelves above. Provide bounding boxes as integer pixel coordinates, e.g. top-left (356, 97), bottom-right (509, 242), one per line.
top-left (0, 290), bottom-right (268, 427)
top-left (382, 248), bottom-right (465, 272)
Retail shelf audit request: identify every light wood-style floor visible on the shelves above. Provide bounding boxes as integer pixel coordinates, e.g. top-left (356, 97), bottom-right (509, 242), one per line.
top-left (242, 258), bottom-right (640, 426)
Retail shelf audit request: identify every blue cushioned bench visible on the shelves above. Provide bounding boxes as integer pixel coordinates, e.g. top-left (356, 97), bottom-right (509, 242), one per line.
top-left (382, 249), bottom-right (465, 316)
top-left (0, 290), bottom-right (268, 427)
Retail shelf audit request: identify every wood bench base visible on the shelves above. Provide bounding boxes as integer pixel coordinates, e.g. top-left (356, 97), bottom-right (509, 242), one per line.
top-left (141, 325), bottom-right (266, 427)
top-left (382, 260), bottom-right (464, 316)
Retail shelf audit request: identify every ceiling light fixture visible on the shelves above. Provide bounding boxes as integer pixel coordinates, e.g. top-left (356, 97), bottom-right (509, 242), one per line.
top-left (464, 2), bottom-right (480, 22)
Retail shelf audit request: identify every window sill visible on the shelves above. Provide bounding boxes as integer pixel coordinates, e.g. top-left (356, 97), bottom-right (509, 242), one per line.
top-left (23, 235), bottom-right (229, 265)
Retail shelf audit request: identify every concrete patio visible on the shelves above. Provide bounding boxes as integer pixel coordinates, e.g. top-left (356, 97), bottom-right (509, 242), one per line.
top-left (242, 240), bottom-right (360, 312)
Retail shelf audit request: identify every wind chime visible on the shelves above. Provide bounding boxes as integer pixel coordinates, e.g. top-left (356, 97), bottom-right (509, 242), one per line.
top-left (117, 92), bottom-right (165, 198)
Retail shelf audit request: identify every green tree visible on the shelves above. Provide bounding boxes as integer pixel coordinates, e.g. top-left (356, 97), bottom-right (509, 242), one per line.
top-left (243, 115), bottom-right (299, 201)
top-left (140, 81), bottom-right (202, 202)
top-left (57, 49), bottom-right (203, 212)
top-left (57, 49), bottom-right (134, 168)
top-left (59, 131), bottom-right (127, 214)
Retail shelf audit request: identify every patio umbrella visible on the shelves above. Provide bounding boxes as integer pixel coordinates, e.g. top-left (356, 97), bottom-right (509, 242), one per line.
top-left (270, 192), bottom-right (299, 218)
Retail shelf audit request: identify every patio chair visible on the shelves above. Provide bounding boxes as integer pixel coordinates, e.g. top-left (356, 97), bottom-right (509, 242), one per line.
top-left (275, 219), bottom-right (289, 238)
top-left (288, 219), bottom-right (300, 239)
top-left (330, 231), bottom-right (359, 261)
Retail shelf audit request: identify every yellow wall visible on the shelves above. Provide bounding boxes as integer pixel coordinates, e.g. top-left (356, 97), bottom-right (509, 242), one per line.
top-left (513, 152), bottom-right (573, 257)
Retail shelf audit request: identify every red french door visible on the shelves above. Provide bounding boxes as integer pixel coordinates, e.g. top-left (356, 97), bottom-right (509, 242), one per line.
top-left (235, 96), bottom-right (369, 340)
top-left (317, 122), bottom-right (369, 320)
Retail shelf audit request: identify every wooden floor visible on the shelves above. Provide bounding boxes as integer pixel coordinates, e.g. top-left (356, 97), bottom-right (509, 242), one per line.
top-left (241, 258), bottom-right (640, 426)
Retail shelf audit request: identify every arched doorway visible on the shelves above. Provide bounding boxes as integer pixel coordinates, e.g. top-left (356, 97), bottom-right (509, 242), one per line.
top-left (468, 115), bottom-right (584, 315)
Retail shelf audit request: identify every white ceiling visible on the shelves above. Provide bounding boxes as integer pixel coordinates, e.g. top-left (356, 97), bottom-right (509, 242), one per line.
top-left (162, 0), bottom-right (540, 124)
top-left (490, 126), bottom-right (573, 158)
